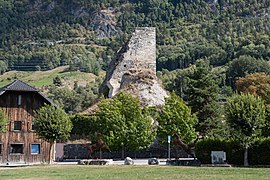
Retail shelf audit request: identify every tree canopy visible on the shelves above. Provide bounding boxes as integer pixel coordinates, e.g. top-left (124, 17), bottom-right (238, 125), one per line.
top-left (35, 104), bottom-right (72, 163)
top-left (0, 0), bottom-right (269, 73)
top-left (97, 92), bottom-right (156, 151)
top-left (225, 93), bottom-right (266, 166)
top-left (236, 73), bottom-right (270, 102)
top-left (157, 92), bottom-right (197, 144)
top-left (226, 56), bottom-right (270, 89)
top-left (184, 59), bottom-right (221, 134)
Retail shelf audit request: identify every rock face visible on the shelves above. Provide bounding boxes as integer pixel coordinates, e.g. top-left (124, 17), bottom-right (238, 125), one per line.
top-left (99, 27), bottom-right (168, 106)
top-left (90, 8), bottom-right (121, 38)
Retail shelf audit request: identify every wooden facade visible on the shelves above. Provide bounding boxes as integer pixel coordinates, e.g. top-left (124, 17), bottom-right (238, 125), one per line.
top-left (0, 80), bottom-right (52, 164)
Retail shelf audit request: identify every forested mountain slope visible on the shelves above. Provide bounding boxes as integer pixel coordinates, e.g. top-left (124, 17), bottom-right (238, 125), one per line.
top-left (0, 0), bottom-right (269, 74)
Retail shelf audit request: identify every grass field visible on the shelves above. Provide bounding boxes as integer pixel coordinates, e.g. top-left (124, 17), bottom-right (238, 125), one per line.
top-left (0, 165), bottom-right (269, 180)
top-left (0, 66), bottom-right (101, 88)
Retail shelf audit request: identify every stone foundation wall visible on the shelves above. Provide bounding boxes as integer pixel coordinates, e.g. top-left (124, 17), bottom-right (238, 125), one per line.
top-left (63, 144), bottom-right (190, 160)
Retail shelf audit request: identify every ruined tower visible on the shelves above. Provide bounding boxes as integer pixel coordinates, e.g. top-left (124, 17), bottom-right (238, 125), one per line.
top-left (99, 27), bottom-right (168, 106)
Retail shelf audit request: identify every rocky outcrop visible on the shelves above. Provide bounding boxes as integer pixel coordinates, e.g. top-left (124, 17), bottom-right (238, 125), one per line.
top-left (99, 27), bottom-right (168, 106)
top-left (90, 8), bottom-right (121, 38)
top-left (120, 69), bottom-right (168, 106)
top-left (31, 1), bottom-right (119, 38)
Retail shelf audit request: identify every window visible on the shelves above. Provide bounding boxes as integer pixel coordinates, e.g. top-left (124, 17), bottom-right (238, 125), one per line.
top-left (31, 121), bottom-right (35, 131)
top-left (10, 144), bottom-right (23, 154)
top-left (31, 144), bottom-right (40, 155)
top-left (0, 144), bottom-right (2, 155)
top-left (14, 121), bottom-right (22, 131)
top-left (18, 95), bottom-right (22, 106)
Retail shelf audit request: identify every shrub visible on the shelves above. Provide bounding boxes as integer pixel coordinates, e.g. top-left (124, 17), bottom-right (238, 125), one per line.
top-left (249, 138), bottom-right (270, 165)
top-left (195, 138), bottom-right (243, 165)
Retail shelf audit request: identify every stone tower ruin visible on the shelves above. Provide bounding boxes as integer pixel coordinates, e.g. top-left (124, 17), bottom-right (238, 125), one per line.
top-left (99, 27), bottom-right (168, 106)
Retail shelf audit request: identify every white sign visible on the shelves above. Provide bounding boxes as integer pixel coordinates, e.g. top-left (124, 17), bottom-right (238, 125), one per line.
top-left (168, 135), bottom-right (171, 143)
top-left (211, 151), bottom-right (226, 164)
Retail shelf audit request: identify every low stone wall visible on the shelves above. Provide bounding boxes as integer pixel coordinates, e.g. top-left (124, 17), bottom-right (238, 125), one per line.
top-left (166, 159), bottom-right (201, 166)
top-left (63, 144), bottom-right (190, 160)
top-left (78, 159), bottom-right (113, 165)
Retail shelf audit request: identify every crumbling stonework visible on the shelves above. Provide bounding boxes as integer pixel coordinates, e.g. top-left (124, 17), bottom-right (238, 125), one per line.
top-left (99, 27), bottom-right (168, 106)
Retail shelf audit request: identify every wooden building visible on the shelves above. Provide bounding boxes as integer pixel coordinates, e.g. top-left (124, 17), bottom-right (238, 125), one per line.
top-left (0, 80), bottom-right (52, 164)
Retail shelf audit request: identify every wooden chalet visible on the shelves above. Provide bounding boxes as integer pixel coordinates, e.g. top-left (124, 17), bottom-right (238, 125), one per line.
top-left (0, 80), bottom-right (52, 164)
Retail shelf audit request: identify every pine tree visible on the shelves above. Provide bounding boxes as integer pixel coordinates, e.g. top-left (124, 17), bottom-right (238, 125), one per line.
top-left (184, 59), bottom-right (221, 134)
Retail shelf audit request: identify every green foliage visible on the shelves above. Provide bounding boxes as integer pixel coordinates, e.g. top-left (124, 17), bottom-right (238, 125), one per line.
top-left (97, 92), bottom-right (156, 151)
top-left (48, 78), bottom-right (100, 114)
top-left (69, 52), bottom-right (101, 75)
top-left (226, 56), bottom-right (270, 89)
top-left (70, 114), bottom-right (98, 140)
top-left (196, 138), bottom-right (270, 165)
top-left (0, 0), bottom-right (269, 73)
top-left (195, 138), bottom-right (244, 165)
top-left (0, 109), bottom-right (6, 133)
top-left (0, 61), bottom-right (7, 75)
top-left (184, 59), bottom-right (221, 134)
top-left (157, 92), bottom-right (197, 144)
top-left (53, 76), bottom-right (63, 87)
top-left (249, 137), bottom-right (270, 165)
top-left (35, 104), bottom-right (73, 142)
top-left (49, 87), bottom-right (84, 113)
top-left (226, 93), bottom-right (267, 166)
top-left (225, 93), bottom-right (266, 148)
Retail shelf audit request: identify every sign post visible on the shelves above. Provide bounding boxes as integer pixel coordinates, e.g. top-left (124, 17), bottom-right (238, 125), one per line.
top-left (168, 135), bottom-right (171, 160)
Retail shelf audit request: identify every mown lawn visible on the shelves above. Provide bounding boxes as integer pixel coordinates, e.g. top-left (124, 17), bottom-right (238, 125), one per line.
top-left (0, 165), bottom-right (269, 180)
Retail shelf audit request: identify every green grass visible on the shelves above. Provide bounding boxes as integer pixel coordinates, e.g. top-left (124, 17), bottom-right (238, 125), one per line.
top-left (0, 66), bottom-right (101, 88)
top-left (0, 165), bottom-right (269, 180)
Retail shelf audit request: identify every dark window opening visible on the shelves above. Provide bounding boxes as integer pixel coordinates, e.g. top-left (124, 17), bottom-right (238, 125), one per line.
top-left (14, 121), bottom-right (22, 131)
top-left (31, 121), bottom-right (35, 131)
top-left (0, 144), bottom-right (2, 155)
top-left (10, 144), bottom-right (23, 154)
top-left (31, 144), bottom-right (40, 155)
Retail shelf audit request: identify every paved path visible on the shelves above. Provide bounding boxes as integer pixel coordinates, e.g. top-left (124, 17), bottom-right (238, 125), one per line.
top-left (113, 159), bottom-right (167, 165)
top-left (1, 158), bottom-right (198, 167)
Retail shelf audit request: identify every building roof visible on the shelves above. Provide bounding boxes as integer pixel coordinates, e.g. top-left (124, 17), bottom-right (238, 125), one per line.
top-left (0, 80), bottom-right (38, 92)
top-left (0, 80), bottom-right (53, 104)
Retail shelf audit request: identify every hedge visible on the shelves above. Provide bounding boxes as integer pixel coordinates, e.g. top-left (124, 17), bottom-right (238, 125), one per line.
top-left (195, 138), bottom-right (270, 165)
top-left (249, 138), bottom-right (270, 165)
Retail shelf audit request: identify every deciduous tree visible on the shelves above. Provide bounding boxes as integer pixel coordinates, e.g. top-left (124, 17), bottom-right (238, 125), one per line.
top-left (157, 92), bottom-right (197, 144)
top-left (227, 56), bottom-right (270, 89)
top-left (35, 105), bottom-right (72, 164)
top-left (97, 93), bottom-right (156, 155)
top-left (225, 93), bottom-right (266, 166)
top-left (236, 73), bottom-right (270, 103)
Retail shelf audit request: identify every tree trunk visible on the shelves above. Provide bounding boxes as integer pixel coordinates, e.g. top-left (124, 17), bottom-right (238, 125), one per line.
top-left (49, 140), bottom-right (55, 164)
top-left (244, 147), bottom-right (249, 166)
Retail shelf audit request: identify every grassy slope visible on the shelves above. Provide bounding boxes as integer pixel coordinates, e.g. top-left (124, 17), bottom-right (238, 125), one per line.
top-left (0, 165), bottom-right (269, 180)
top-left (0, 66), bottom-right (100, 88)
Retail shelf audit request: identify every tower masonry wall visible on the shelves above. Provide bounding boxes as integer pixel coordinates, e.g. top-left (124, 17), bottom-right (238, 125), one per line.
top-left (108, 27), bottom-right (156, 97)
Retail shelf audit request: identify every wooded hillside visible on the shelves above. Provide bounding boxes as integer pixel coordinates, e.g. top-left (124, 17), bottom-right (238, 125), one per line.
top-left (0, 0), bottom-right (269, 73)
